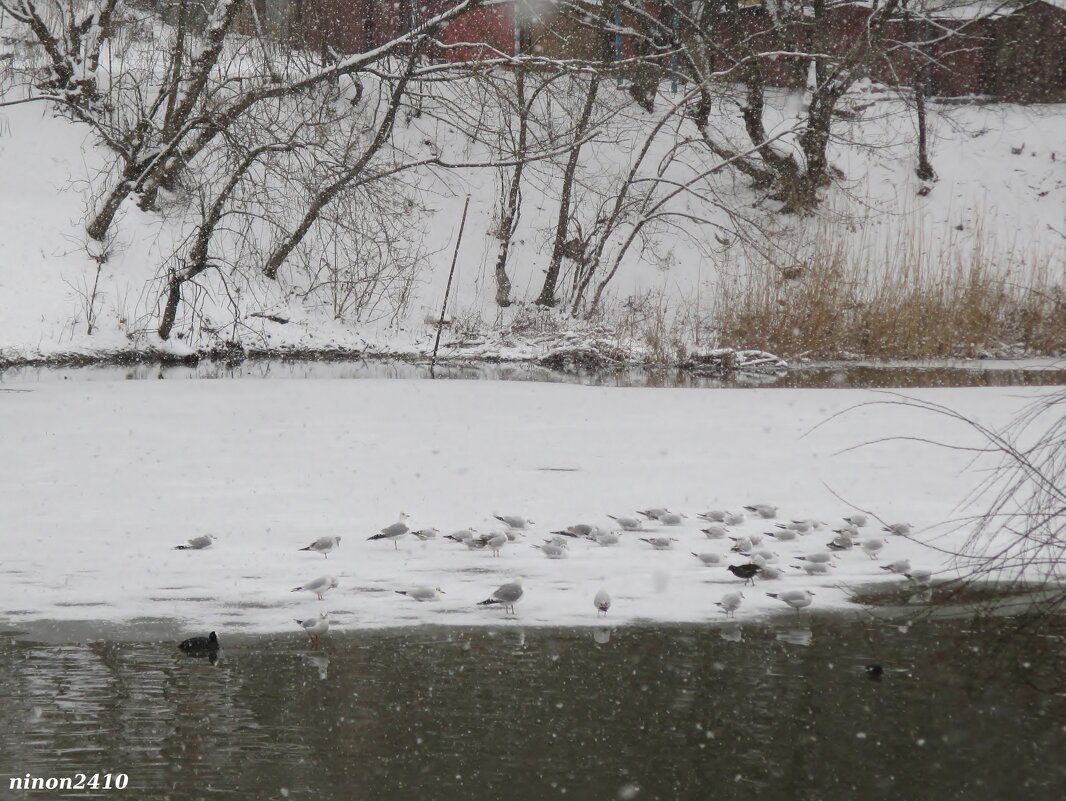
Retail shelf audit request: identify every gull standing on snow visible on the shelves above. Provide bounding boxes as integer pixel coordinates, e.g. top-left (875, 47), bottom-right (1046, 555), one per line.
top-left (880, 558), bottom-right (911, 574)
top-left (843, 514), bottom-right (869, 528)
top-left (296, 612), bottom-right (330, 648)
top-left (174, 534), bottom-right (215, 550)
top-left (367, 513), bottom-right (411, 549)
top-left (883, 523), bottom-right (914, 536)
top-left (291, 576), bottom-right (339, 601)
top-left (608, 515), bottom-right (644, 531)
top-left (778, 520), bottom-right (812, 534)
top-left (483, 532), bottom-right (509, 556)
top-left (494, 514), bottom-right (532, 530)
top-left (717, 591), bottom-right (744, 618)
top-left (658, 512), bottom-right (685, 526)
top-left (534, 542), bottom-right (568, 559)
top-left (640, 537), bottom-right (677, 551)
top-left (693, 552), bottom-right (724, 566)
top-left (395, 586), bottom-right (445, 602)
top-left (725, 511), bottom-right (747, 526)
top-left (827, 533), bottom-right (855, 551)
top-left (445, 529), bottom-right (477, 543)
top-left (798, 561), bottom-right (833, 575)
top-left (698, 510), bottom-right (728, 523)
top-left (412, 528), bottom-right (439, 541)
top-left (861, 537), bottom-right (885, 559)
top-left (594, 588), bottom-right (611, 616)
top-left (590, 530), bottom-right (620, 546)
top-left (767, 590), bottom-right (814, 616)
top-left (729, 536), bottom-right (753, 555)
top-left (300, 536), bottom-right (341, 558)
top-left (767, 528), bottom-right (797, 542)
top-left (638, 508), bottom-right (671, 521)
top-left (701, 524), bottom-right (728, 539)
top-left (478, 577), bottom-right (524, 614)
top-left (744, 504), bottom-right (778, 519)
top-left (553, 523), bottom-right (594, 538)
top-left (796, 551), bottom-right (833, 564)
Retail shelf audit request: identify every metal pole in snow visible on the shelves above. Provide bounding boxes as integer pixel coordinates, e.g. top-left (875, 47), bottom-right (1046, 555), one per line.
top-left (431, 195), bottom-right (471, 369)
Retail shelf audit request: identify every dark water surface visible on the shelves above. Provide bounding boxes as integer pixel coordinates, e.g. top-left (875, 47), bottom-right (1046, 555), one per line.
top-left (2, 619), bottom-right (1065, 801)
top-left (3, 357), bottom-right (1066, 388)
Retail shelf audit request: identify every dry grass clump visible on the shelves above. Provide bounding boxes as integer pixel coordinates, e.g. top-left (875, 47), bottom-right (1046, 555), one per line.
top-left (711, 224), bottom-right (1066, 360)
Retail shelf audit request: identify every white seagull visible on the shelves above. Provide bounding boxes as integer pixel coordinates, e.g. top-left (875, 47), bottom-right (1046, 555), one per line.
top-left (395, 586), bottom-right (445, 602)
top-left (698, 510), bottom-right (727, 523)
top-left (843, 513), bottom-right (869, 528)
top-left (640, 537), bottom-right (676, 551)
top-left (861, 537), bottom-right (885, 559)
top-left (534, 542), bottom-right (568, 559)
top-left (299, 536), bottom-right (341, 558)
top-left (594, 588), bottom-right (611, 616)
top-left (701, 524), bottom-right (728, 539)
top-left (883, 523), bottom-right (914, 536)
top-left (295, 612), bottom-right (330, 647)
top-left (744, 504), bottom-right (778, 519)
top-left (717, 592), bottom-right (744, 618)
top-left (725, 511), bottom-right (747, 526)
top-left (608, 515), bottom-right (644, 531)
top-left (767, 589), bottom-right (814, 615)
top-left (478, 578), bottom-right (524, 614)
top-left (291, 575), bottom-right (339, 601)
top-left (367, 514), bottom-right (411, 549)
top-left (880, 558), bottom-right (911, 574)
top-left (493, 514), bottom-right (532, 530)
top-left (692, 551), bottom-right (724, 565)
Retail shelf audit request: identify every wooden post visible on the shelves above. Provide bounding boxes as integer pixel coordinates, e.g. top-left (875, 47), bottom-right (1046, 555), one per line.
top-left (431, 195), bottom-right (471, 369)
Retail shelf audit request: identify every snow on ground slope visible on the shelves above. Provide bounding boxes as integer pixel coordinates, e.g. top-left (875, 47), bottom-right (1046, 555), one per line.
top-left (0, 379), bottom-right (1054, 633)
top-left (0, 79), bottom-right (1064, 360)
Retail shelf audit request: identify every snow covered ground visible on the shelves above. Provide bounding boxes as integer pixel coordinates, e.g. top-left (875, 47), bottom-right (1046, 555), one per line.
top-left (1, 378), bottom-right (1053, 634)
top-left (1, 76), bottom-right (1064, 361)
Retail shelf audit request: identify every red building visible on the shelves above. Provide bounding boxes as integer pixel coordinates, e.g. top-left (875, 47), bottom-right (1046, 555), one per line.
top-left (245, 0), bottom-right (1066, 101)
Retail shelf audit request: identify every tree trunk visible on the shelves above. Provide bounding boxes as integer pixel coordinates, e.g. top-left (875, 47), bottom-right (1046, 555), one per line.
top-left (535, 73), bottom-right (600, 307)
top-left (492, 67), bottom-right (530, 308)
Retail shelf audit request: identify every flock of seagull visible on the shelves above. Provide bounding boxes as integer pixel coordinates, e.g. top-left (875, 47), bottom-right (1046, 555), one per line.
top-left (175, 505), bottom-right (928, 654)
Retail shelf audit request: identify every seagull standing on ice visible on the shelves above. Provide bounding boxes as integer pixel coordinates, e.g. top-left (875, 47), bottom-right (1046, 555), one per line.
top-left (640, 537), bottom-right (676, 551)
top-left (698, 510), bottom-right (727, 523)
top-left (367, 514), bottom-right (411, 549)
top-left (494, 514), bottom-right (532, 530)
top-left (725, 511), bottom-right (747, 526)
top-left (693, 552), bottom-right (723, 565)
top-left (445, 529), bottom-right (477, 543)
top-left (638, 508), bottom-right (671, 521)
top-left (175, 535), bottom-right (215, 550)
top-left (412, 528), bottom-right (439, 541)
top-left (296, 612), bottom-right (330, 648)
top-left (395, 586), bottom-right (445, 602)
top-left (553, 523), bottom-right (594, 538)
top-left (883, 523), bottom-right (913, 536)
top-left (594, 588), bottom-right (611, 616)
top-left (534, 542), bottom-right (568, 559)
top-left (478, 578), bottom-right (524, 614)
top-left (744, 504), bottom-right (778, 519)
top-left (880, 559), bottom-right (911, 574)
top-left (300, 536), bottom-right (341, 558)
top-left (591, 530), bottom-right (620, 546)
top-left (482, 532), bottom-right (508, 556)
top-left (701, 524), bottom-right (728, 539)
top-left (767, 590), bottom-right (814, 616)
top-left (861, 537), bottom-right (885, 559)
top-left (767, 528), bottom-right (797, 542)
top-left (843, 514), bottom-right (869, 528)
top-left (291, 576), bottom-right (339, 601)
top-left (608, 515), bottom-right (643, 531)
top-left (717, 592), bottom-right (744, 617)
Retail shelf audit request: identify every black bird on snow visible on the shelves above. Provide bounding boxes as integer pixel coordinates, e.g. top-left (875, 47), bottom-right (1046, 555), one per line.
top-left (726, 563), bottom-right (762, 585)
top-left (179, 632), bottom-right (220, 655)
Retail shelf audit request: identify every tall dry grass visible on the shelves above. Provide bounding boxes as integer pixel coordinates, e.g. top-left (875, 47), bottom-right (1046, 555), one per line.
top-left (710, 221), bottom-right (1066, 360)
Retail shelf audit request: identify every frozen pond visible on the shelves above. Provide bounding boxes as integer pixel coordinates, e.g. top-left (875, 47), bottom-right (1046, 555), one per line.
top-left (2, 618), bottom-right (1065, 800)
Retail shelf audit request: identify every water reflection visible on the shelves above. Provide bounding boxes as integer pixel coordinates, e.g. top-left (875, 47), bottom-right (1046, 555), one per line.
top-left (3, 357), bottom-right (1066, 389)
top-left (1, 619), bottom-right (1064, 800)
